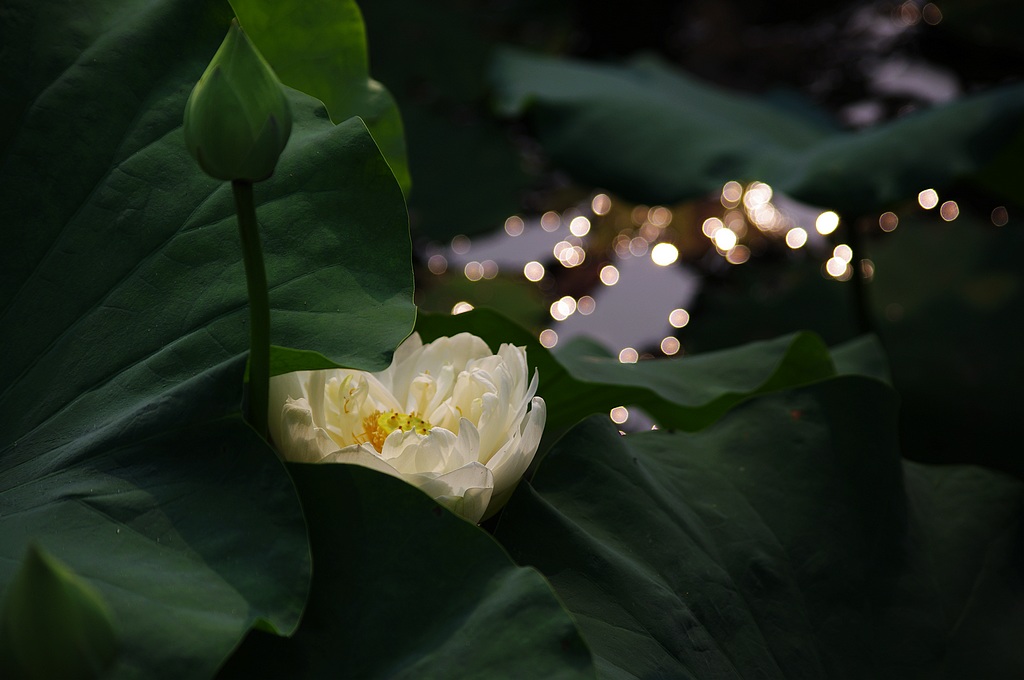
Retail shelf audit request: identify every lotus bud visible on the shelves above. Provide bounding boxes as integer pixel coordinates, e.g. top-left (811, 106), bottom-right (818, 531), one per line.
top-left (183, 19), bottom-right (292, 182)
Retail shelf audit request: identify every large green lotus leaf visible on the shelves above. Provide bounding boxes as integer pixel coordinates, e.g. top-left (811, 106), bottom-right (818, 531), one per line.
top-left (219, 464), bottom-right (597, 679)
top-left (491, 48), bottom-right (1024, 213)
top-left (229, 0), bottom-right (411, 194)
top-left (1, 0), bottom-right (414, 675)
top-left (495, 378), bottom-right (1024, 679)
top-left (0, 358), bottom-right (310, 679)
top-left (416, 309), bottom-right (838, 431)
top-left (1, 0), bottom-right (414, 445)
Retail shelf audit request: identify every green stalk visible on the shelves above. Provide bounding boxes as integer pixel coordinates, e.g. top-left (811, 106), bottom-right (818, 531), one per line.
top-left (232, 180), bottom-right (270, 440)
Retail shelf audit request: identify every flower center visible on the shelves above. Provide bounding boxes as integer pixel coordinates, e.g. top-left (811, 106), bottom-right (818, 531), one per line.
top-left (358, 410), bottom-right (433, 453)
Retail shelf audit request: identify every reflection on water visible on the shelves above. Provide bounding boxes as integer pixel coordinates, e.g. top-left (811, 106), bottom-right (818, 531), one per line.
top-left (420, 178), bottom-right (1008, 429)
top-left (436, 202), bottom-right (702, 354)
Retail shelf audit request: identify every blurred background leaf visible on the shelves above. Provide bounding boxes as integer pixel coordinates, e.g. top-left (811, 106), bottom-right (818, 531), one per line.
top-left (491, 48), bottom-right (1024, 215)
top-left (358, 0), bottom-right (574, 241)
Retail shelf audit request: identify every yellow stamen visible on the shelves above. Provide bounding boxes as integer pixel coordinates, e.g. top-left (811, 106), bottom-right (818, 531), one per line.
top-left (356, 410), bottom-right (433, 453)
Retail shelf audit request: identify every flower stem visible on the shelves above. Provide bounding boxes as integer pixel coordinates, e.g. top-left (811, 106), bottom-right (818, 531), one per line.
top-left (232, 180), bottom-right (270, 440)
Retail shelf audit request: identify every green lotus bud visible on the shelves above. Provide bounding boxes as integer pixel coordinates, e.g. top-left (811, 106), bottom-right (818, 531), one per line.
top-left (183, 19), bottom-right (292, 182)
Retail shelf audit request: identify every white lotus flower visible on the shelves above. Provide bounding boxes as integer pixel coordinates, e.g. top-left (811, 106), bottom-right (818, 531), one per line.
top-left (268, 333), bottom-right (546, 523)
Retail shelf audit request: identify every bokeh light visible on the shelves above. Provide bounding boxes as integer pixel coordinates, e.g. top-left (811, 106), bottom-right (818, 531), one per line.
top-left (660, 336), bottom-right (681, 355)
top-left (600, 265), bottom-right (620, 285)
top-left (743, 181), bottom-right (773, 210)
top-left (992, 206), bottom-right (1009, 226)
top-left (726, 244), bottom-right (751, 265)
top-left (918, 188), bottom-right (939, 209)
top-left (578, 295), bottom-right (596, 315)
top-left (550, 296), bottom-right (577, 321)
top-left (618, 347), bottom-right (639, 363)
top-left (669, 308), bottom-right (690, 328)
top-left (504, 215), bottom-right (524, 237)
top-left (724, 211), bottom-right (746, 232)
top-left (713, 228), bottom-right (737, 251)
top-left (569, 216), bottom-right (591, 237)
top-left (464, 261), bottom-right (483, 281)
top-left (785, 227), bottom-right (808, 249)
top-left (815, 211), bottom-right (840, 235)
top-left (631, 205), bottom-right (649, 225)
top-left (896, 0), bottom-right (921, 25)
top-left (610, 406), bottom-right (629, 424)
top-left (427, 254), bottom-right (447, 274)
top-left (639, 223), bottom-right (660, 242)
top-left (592, 193), bottom-right (612, 215)
top-left (825, 257), bottom-right (849, 278)
top-left (451, 301), bottom-right (474, 314)
top-left (879, 212), bottom-right (898, 232)
top-left (940, 201), bottom-right (959, 221)
top-left (721, 181), bottom-right (743, 207)
top-left (523, 260), bottom-right (545, 282)
top-left (648, 206), bottom-right (672, 227)
top-left (651, 242), bottom-right (680, 266)
top-left (702, 217), bottom-right (724, 238)
top-left (560, 246), bottom-right (586, 267)
top-left (540, 211), bottom-right (560, 232)
top-left (539, 329), bottom-right (558, 348)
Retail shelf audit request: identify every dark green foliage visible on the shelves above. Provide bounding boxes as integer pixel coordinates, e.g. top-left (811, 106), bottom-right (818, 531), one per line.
top-left (497, 379), bottom-right (1024, 679)
top-left (0, 545), bottom-right (118, 680)
top-left (220, 464), bottom-right (598, 679)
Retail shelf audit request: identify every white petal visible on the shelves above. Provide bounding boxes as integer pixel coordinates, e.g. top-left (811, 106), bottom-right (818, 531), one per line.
top-left (417, 462), bottom-right (494, 524)
top-left (393, 332), bottom-right (424, 363)
top-left (483, 395), bottom-right (546, 519)
top-left (320, 444), bottom-right (405, 478)
top-left (268, 370), bottom-right (310, 448)
top-left (275, 398), bottom-right (343, 463)
top-left (305, 371), bottom-right (327, 428)
top-left (449, 418), bottom-right (481, 468)
top-left (381, 427), bottom-right (457, 475)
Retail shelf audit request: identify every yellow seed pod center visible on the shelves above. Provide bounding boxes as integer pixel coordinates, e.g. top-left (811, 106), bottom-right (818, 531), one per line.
top-left (359, 410), bottom-right (433, 453)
